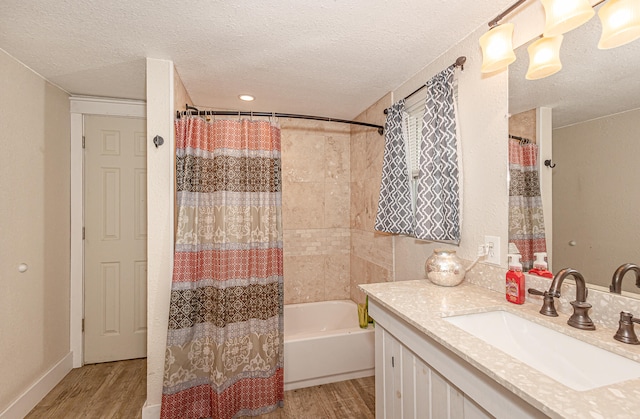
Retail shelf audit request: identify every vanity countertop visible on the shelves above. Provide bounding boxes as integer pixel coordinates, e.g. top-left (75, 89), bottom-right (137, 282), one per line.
top-left (360, 279), bottom-right (640, 419)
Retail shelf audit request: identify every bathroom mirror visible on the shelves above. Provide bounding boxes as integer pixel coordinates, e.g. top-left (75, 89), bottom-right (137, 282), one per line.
top-left (508, 13), bottom-right (640, 294)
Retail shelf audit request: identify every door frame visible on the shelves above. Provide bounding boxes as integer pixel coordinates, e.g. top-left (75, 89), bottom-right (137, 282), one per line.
top-left (70, 97), bottom-right (146, 367)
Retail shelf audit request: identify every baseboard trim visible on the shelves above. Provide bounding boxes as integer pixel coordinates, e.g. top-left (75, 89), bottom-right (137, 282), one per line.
top-left (142, 400), bottom-right (161, 419)
top-left (284, 368), bottom-right (375, 391)
top-left (0, 352), bottom-right (73, 419)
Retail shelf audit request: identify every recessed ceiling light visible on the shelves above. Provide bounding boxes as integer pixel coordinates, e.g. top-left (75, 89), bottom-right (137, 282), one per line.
top-left (239, 94), bottom-right (255, 101)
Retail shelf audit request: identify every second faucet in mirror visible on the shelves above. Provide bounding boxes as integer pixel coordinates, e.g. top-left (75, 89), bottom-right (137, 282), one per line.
top-left (610, 263), bottom-right (640, 294)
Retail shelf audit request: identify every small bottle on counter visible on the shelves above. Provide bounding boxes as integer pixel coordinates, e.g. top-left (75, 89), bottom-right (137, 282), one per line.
top-left (506, 254), bottom-right (525, 304)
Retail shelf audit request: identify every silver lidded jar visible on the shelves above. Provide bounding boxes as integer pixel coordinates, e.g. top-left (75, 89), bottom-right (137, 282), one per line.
top-left (425, 249), bottom-right (465, 287)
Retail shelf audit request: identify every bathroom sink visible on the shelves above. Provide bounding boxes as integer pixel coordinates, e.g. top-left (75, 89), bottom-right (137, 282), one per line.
top-left (444, 310), bottom-right (640, 391)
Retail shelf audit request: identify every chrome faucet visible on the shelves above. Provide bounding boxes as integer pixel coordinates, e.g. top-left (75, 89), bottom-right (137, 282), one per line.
top-left (528, 268), bottom-right (595, 330)
top-left (609, 263), bottom-right (640, 294)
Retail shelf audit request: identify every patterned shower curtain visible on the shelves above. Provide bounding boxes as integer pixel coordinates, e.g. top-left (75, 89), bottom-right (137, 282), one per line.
top-left (161, 116), bottom-right (284, 419)
top-left (508, 138), bottom-right (546, 270)
top-left (414, 65), bottom-right (461, 243)
top-left (375, 100), bottom-right (414, 235)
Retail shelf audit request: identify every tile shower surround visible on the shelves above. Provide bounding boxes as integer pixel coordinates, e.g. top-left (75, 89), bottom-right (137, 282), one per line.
top-left (280, 119), bottom-right (352, 305)
top-left (280, 92), bottom-right (393, 306)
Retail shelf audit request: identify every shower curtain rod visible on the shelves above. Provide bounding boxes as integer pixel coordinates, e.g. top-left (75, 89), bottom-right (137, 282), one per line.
top-left (383, 56), bottom-right (466, 114)
top-left (177, 105), bottom-right (384, 135)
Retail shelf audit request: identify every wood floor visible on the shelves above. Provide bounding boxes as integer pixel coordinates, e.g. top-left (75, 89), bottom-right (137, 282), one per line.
top-left (26, 359), bottom-right (375, 419)
top-left (26, 358), bottom-right (146, 419)
top-left (261, 377), bottom-right (375, 419)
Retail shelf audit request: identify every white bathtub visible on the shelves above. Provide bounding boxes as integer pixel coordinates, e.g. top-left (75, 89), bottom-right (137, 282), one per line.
top-left (284, 300), bottom-right (375, 391)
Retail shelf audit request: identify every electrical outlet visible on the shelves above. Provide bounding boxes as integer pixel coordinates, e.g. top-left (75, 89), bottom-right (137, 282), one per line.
top-left (477, 244), bottom-right (486, 257)
top-left (484, 235), bottom-right (501, 265)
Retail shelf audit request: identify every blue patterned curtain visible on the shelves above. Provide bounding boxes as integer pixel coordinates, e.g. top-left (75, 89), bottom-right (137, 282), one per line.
top-left (375, 100), bottom-right (414, 235)
top-left (414, 66), bottom-right (461, 243)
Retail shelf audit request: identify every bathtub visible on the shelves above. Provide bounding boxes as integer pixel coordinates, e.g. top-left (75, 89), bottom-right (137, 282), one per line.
top-left (284, 300), bottom-right (375, 391)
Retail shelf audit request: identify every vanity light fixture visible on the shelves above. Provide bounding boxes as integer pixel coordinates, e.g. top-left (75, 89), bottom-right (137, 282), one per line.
top-left (238, 94), bottom-right (255, 101)
top-left (480, 23), bottom-right (517, 73)
top-left (525, 35), bottom-right (564, 80)
top-left (597, 0), bottom-right (640, 49)
top-left (541, 0), bottom-right (595, 37)
top-left (480, 0), bottom-right (640, 80)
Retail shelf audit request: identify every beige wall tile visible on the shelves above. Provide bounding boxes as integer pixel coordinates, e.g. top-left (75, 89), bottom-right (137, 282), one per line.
top-left (349, 92), bottom-right (394, 301)
top-left (351, 229), bottom-right (393, 273)
top-left (349, 255), bottom-right (391, 304)
top-left (282, 182), bottom-right (325, 230)
top-left (325, 135), bottom-right (350, 182)
top-left (282, 133), bottom-right (325, 183)
top-left (284, 255), bottom-right (325, 304)
top-left (350, 180), bottom-right (366, 230)
top-left (325, 182), bottom-right (350, 228)
top-left (350, 255), bottom-right (368, 304)
top-left (350, 129), bottom-right (369, 182)
top-left (324, 254), bottom-right (350, 300)
top-left (280, 96), bottom-right (392, 305)
top-left (281, 119), bottom-right (352, 304)
top-left (283, 229), bottom-right (326, 257)
top-left (363, 178), bottom-right (381, 232)
top-left (509, 109), bottom-right (536, 143)
top-left (350, 180), bottom-right (380, 232)
top-left (283, 228), bottom-right (350, 257)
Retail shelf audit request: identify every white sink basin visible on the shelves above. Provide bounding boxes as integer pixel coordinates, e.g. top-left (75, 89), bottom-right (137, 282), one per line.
top-left (444, 310), bottom-right (640, 391)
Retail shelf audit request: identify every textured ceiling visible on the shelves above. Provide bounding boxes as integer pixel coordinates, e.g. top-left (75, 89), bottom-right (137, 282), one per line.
top-left (509, 6), bottom-right (640, 128)
top-left (0, 0), bottom-right (515, 119)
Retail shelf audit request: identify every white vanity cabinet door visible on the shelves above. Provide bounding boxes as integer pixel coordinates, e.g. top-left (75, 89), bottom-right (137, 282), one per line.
top-left (370, 299), bottom-right (545, 419)
top-left (377, 326), bottom-right (488, 419)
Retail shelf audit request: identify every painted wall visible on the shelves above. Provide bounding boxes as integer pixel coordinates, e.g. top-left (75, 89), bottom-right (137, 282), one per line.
top-left (0, 49), bottom-right (71, 411)
top-left (145, 58), bottom-right (175, 416)
top-left (392, 25), bottom-right (510, 279)
top-left (281, 119), bottom-right (352, 304)
top-left (347, 26), bottom-right (513, 295)
top-left (553, 108), bottom-right (640, 292)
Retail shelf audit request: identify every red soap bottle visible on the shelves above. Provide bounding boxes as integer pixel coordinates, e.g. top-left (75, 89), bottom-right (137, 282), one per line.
top-left (506, 254), bottom-right (525, 304)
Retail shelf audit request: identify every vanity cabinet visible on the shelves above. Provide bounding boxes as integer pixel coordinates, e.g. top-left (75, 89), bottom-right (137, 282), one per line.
top-left (369, 300), bottom-right (545, 419)
top-left (378, 326), bottom-right (489, 418)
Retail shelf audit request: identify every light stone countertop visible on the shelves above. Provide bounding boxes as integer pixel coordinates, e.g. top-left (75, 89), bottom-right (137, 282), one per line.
top-left (360, 279), bottom-right (640, 419)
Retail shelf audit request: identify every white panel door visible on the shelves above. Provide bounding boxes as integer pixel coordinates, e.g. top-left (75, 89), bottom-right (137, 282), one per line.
top-left (84, 115), bottom-right (147, 364)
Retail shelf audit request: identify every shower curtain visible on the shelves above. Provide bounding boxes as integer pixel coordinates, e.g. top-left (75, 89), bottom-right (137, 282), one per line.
top-left (508, 138), bottom-right (546, 270)
top-left (161, 116), bottom-right (284, 419)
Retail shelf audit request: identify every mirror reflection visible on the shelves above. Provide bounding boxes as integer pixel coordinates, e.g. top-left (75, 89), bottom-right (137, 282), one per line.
top-left (508, 11), bottom-right (640, 294)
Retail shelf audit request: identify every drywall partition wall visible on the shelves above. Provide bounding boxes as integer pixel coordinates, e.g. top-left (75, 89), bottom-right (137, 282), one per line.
top-left (0, 49), bottom-right (71, 416)
top-left (144, 58), bottom-right (175, 419)
top-left (392, 25), bottom-right (510, 278)
top-left (280, 119), bottom-right (352, 304)
top-left (350, 93), bottom-right (394, 303)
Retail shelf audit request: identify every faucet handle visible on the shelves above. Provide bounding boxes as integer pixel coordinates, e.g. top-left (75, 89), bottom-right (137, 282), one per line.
top-left (568, 301), bottom-right (596, 330)
top-left (615, 311), bottom-right (640, 345)
top-left (528, 288), bottom-right (559, 317)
